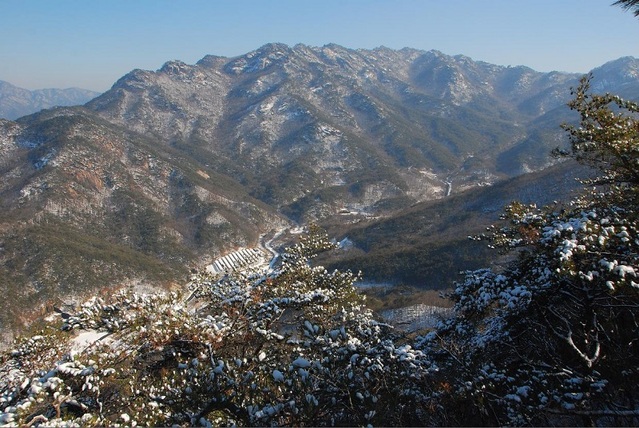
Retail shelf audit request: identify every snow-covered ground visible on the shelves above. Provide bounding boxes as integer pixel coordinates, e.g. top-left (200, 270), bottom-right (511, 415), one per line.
top-left (70, 330), bottom-right (112, 354)
top-left (380, 304), bottom-right (452, 332)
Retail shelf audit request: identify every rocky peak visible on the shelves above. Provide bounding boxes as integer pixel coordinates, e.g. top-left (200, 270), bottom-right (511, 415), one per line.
top-left (82, 44), bottom-right (637, 221)
top-left (159, 60), bottom-right (191, 76)
top-left (110, 69), bottom-right (156, 92)
top-left (225, 43), bottom-right (292, 75)
top-left (196, 54), bottom-right (228, 69)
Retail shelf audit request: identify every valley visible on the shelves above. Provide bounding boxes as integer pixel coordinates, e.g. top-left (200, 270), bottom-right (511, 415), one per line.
top-left (0, 43), bottom-right (638, 340)
top-left (197, 225), bottom-right (453, 332)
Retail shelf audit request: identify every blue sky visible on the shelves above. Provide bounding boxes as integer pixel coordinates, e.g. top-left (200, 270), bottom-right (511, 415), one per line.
top-left (2, 0), bottom-right (639, 92)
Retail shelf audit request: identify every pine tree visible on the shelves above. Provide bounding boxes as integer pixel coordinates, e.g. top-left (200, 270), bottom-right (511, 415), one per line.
top-left (0, 227), bottom-right (432, 426)
top-left (613, 0), bottom-right (639, 17)
top-left (423, 76), bottom-right (639, 426)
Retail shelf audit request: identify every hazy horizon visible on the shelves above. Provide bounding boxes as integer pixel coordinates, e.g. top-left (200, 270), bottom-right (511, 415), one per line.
top-left (2, 0), bottom-right (639, 92)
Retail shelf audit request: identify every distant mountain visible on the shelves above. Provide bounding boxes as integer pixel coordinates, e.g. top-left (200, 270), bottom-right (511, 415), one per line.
top-left (589, 56), bottom-right (639, 93)
top-left (0, 80), bottom-right (100, 120)
top-left (1, 43), bottom-right (638, 337)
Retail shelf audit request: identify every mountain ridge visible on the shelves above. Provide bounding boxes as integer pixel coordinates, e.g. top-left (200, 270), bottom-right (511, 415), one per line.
top-left (86, 43), bottom-right (596, 217)
top-left (87, 44), bottom-right (596, 216)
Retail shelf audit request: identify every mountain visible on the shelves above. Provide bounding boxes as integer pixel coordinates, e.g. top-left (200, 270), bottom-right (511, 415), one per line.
top-left (589, 56), bottom-right (639, 94)
top-left (85, 45), bottom-right (639, 221)
top-left (86, 44), bottom-right (589, 219)
top-left (1, 43), bottom-right (638, 338)
top-left (0, 80), bottom-right (100, 120)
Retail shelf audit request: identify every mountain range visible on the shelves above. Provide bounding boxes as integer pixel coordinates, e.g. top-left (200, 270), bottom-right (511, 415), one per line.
top-left (1, 43), bottom-right (638, 338)
top-left (0, 80), bottom-right (100, 120)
